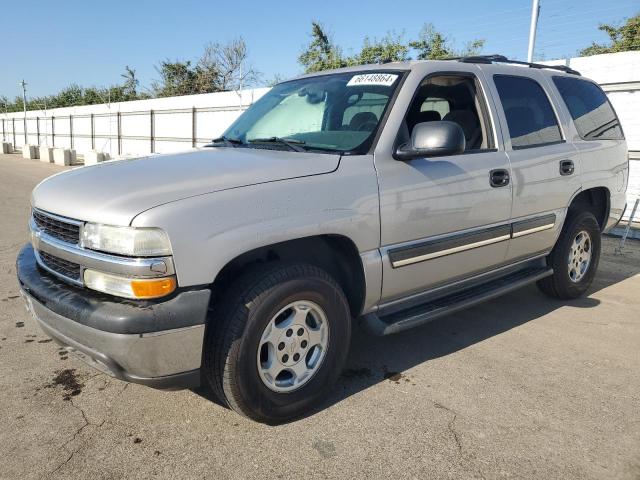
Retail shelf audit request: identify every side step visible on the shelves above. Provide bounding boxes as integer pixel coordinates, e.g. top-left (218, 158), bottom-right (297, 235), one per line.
top-left (361, 266), bottom-right (553, 336)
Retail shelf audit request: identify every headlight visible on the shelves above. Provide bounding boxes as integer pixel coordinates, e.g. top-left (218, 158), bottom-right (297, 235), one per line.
top-left (84, 269), bottom-right (176, 299)
top-left (81, 223), bottom-right (172, 257)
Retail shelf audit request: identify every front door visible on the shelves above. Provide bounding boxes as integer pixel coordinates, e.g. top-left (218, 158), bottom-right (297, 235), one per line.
top-left (375, 71), bottom-right (513, 303)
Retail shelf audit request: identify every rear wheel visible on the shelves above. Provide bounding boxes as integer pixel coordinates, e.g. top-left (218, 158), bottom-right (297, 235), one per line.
top-left (537, 211), bottom-right (601, 299)
top-left (203, 263), bottom-right (351, 424)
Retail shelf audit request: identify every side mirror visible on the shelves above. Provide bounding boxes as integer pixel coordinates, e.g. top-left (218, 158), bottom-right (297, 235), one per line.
top-left (395, 121), bottom-right (466, 160)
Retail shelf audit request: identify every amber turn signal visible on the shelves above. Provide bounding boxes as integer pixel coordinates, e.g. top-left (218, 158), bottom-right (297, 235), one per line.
top-left (130, 277), bottom-right (177, 299)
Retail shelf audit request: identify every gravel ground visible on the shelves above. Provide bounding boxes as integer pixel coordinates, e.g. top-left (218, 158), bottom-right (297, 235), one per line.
top-left (1, 152), bottom-right (639, 480)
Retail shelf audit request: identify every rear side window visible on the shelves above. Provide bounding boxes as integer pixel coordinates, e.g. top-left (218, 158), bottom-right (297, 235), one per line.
top-left (552, 76), bottom-right (624, 140)
top-left (493, 75), bottom-right (563, 149)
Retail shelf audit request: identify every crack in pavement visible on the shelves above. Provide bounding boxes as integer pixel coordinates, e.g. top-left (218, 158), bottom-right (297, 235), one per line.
top-left (43, 394), bottom-right (106, 478)
top-left (433, 401), bottom-right (463, 455)
top-left (45, 378), bottom-right (130, 476)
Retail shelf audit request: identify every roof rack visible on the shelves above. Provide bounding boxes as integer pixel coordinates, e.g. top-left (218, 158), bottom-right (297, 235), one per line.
top-left (451, 54), bottom-right (581, 76)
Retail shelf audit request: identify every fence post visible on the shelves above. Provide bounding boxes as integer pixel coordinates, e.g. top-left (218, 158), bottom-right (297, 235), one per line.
top-left (191, 107), bottom-right (197, 148)
top-left (117, 112), bottom-right (122, 155)
top-left (150, 109), bottom-right (155, 153)
top-left (69, 115), bottom-right (74, 150)
top-left (12, 118), bottom-right (16, 147)
top-left (52, 116), bottom-right (55, 147)
top-left (90, 114), bottom-right (95, 150)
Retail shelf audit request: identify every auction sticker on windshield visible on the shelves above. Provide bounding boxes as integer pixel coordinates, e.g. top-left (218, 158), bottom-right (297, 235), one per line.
top-left (347, 73), bottom-right (398, 87)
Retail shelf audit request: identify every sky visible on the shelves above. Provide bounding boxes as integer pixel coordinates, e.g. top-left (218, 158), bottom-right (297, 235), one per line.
top-left (1, 0), bottom-right (638, 100)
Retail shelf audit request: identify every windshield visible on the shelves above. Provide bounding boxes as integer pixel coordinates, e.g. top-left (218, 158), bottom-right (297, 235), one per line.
top-left (221, 71), bottom-right (403, 154)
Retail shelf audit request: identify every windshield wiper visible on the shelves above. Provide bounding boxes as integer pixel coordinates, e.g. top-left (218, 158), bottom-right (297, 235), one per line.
top-left (248, 137), bottom-right (307, 152)
top-left (207, 136), bottom-right (244, 148)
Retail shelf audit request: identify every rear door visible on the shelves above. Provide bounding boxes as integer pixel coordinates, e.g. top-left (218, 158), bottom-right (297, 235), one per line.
top-left (482, 68), bottom-right (581, 262)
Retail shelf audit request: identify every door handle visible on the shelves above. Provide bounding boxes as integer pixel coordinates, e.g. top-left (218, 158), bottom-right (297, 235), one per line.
top-left (559, 159), bottom-right (575, 176)
top-left (490, 169), bottom-right (510, 188)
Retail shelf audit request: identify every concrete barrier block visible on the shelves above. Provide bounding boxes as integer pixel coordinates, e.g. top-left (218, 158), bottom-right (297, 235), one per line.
top-left (1, 142), bottom-right (12, 154)
top-left (22, 144), bottom-right (39, 160)
top-left (39, 146), bottom-right (54, 163)
top-left (53, 148), bottom-right (72, 166)
top-left (84, 150), bottom-right (106, 166)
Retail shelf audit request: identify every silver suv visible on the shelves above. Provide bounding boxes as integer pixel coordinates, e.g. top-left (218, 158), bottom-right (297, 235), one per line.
top-left (17, 55), bottom-right (628, 424)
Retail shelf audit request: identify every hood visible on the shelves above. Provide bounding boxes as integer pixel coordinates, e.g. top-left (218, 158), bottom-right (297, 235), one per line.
top-left (32, 148), bottom-right (340, 225)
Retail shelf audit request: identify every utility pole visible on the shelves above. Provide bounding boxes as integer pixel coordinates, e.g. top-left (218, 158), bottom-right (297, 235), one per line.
top-left (20, 79), bottom-right (27, 143)
top-left (527, 0), bottom-right (541, 62)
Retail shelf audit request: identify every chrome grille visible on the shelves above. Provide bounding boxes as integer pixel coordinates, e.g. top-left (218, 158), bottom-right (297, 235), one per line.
top-left (32, 210), bottom-right (80, 244)
top-left (38, 250), bottom-right (81, 282)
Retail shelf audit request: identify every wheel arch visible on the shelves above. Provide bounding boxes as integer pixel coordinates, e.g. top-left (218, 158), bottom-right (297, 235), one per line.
top-left (209, 234), bottom-right (367, 319)
top-left (567, 186), bottom-right (610, 231)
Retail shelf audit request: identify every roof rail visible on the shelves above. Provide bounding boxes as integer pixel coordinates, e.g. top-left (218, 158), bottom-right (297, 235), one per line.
top-left (452, 54), bottom-right (581, 76)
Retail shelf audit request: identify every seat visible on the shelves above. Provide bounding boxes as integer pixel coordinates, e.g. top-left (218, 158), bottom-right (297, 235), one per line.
top-left (442, 110), bottom-right (481, 149)
top-left (349, 112), bottom-right (378, 131)
top-left (407, 110), bottom-right (441, 133)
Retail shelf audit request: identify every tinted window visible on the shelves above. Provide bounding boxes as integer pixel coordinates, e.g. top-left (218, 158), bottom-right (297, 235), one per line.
top-left (552, 76), bottom-right (623, 140)
top-left (494, 75), bottom-right (563, 149)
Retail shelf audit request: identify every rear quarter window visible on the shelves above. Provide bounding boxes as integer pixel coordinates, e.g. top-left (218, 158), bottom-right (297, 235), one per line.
top-left (552, 76), bottom-right (624, 141)
top-left (493, 75), bottom-right (563, 149)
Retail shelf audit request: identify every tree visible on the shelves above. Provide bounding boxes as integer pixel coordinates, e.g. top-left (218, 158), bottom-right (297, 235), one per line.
top-left (152, 60), bottom-right (198, 97)
top-left (53, 84), bottom-right (84, 108)
top-left (265, 73), bottom-right (286, 86)
top-left (121, 66), bottom-right (139, 99)
top-left (298, 21), bottom-right (485, 73)
top-left (355, 32), bottom-right (409, 64)
top-left (196, 38), bottom-right (260, 92)
top-left (298, 22), bottom-right (349, 73)
top-left (409, 23), bottom-right (484, 60)
top-left (579, 13), bottom-right (640, 56)
top-left (152, 38), bottom-right (259, 96)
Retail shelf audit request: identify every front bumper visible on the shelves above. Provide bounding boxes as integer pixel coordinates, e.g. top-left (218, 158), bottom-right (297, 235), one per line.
top-left (17, 244), bottom-right (211, 390)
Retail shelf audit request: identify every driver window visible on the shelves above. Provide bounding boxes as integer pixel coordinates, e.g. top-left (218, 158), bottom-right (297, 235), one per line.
top-left (403, 74), bottom-right (493, 151)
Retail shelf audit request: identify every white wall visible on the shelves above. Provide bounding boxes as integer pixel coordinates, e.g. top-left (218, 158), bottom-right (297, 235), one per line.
top-left (1, 88), bottom-right (269, 157)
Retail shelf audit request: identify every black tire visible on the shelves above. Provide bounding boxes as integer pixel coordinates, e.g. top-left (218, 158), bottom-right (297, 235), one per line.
top-left (203, 262), bottom-right (351, 424)
top-left (537, 210), bottom-right (601, 299)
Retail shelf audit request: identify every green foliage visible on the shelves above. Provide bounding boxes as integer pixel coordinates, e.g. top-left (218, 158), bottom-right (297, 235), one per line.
top-left (152, 60), bottom-right (199, 97)
top-left (298, 21), bottom-right (485, 73)
top-left (355, 33), bottom-right (410, 64)
top-left (298, 22), bottom-right (350, 73)
top-left (121, 66), bottom-right (139, 98)
top-left (579, 13), bottom-right (640, 56)
top-left (152, 38), bottom-right (260, 97)
top-left (409, 23), bottom-right (484, 60)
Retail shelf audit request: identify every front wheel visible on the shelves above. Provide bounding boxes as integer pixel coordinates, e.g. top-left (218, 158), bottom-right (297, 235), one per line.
top-left (203, 263), bottom-right (351, 424)
top-left (537, 210), bottom-right (601, 299)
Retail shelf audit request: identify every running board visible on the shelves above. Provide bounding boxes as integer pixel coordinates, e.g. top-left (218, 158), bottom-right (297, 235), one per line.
top-left (361, 266), bottom-right (553, 336)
